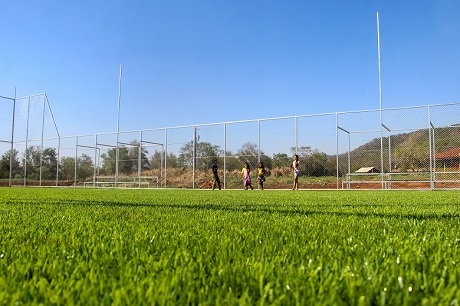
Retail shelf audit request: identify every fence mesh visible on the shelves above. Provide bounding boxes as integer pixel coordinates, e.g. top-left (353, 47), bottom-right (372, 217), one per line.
top-left (0, 94), bottom-right (59, 186)
top-left (1, 97), bottom-right (459, 189)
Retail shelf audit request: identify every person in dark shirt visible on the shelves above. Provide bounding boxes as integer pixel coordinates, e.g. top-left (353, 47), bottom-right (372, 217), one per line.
top-left (211, 159), bottom-right (221, 190)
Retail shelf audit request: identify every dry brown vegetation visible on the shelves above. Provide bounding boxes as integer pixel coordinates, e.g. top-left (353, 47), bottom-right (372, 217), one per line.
top-left (141, 168), bottom-right (338, 189)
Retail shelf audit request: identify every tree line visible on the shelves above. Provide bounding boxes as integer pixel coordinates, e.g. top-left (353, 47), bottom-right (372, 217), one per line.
top-left (0, 140), bottom-right (338, 181)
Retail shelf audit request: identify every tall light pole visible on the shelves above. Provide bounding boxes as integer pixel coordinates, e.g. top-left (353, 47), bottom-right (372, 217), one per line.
top-left (115, 64), bottom-right (122, 187)
top-left (377, 12), bottom-right (383, 111)
top-left (377, 12), bottom-right (385, 187)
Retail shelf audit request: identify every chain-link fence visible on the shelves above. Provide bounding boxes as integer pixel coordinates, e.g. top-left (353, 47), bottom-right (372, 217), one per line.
top-left (1, 95), bottom-right (459, 189)
top-left (0, 94), bottom-right (60, 187)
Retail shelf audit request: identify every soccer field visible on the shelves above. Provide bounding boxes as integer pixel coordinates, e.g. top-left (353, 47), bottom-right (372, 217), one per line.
top-left (0, 188), bottom-right (459, 305)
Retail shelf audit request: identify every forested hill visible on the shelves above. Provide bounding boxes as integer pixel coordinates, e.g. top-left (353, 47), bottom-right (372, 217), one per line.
top-left (341, 126), bottom-right (460, 172)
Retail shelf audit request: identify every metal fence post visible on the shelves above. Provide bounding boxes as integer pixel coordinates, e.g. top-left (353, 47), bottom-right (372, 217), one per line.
top-left (258, 120), bottom-right (261, 163)
top-left (336, 113), bottom-right (339, 189)
top-left (23, 97), bottom-right (31, 187)
top-left (93, 135), bottom-right (98, 187)
top-left (138, 130), bottom-right (142, 188)
top-left (295, 116), bottom-right (298, 154)
top-left (224, 123), bottom-right (227, 190)
top-left (9, 92), bottom-right (16, 187)
top-left (164, 128), bottom-right (168, 188)
top-left (39, 95), bottom-right (46, 187)
top-left (56, 137), bottom-right (60, 187)
top-left (428, 106), bottom-right (435, 190)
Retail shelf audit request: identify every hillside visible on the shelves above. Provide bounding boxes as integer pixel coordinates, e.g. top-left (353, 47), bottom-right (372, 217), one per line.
top-left (339, 126), bottom-right (460, 172)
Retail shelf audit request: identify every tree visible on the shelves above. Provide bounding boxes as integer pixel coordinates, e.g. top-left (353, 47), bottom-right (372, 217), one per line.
top-left (325, 155), bottom-right (338, 176)
top-left (165, 152), bottom-right (179, 169)
top-left (237, 142), bottom-right (271, 169)
top-left (289, 146), bottom-right (335, 177)
top-left (272, 153), bottom-right (290, 169)
top-left (128, 141), bottom-right (150, 172)
top-left (22, 146), bottom-right (58, 180)
top-left (178, 141), bottom-right (220, 170)
top-left (60, 157), bottom-right (76, 181)
top-left (305, 151), bottom-right (328, 176)
top-left (0, 149), bottom-right (21, 179)
top-left (222, 151), bottom-right (240, 171)
top-left (77, 154), bottom-right (94, 180)
top-left (149, 150), bottom-right (163, 169)
top-left (238, 142), bottom-right (258, 165)
top-left (59, 154), bottom-right (94, 181)
top-left (290, 146), bottom-right (312, 158)
top-left (41, 148), bottom-right (58, 180)
top-left (100, 147), bottom-right (132, 175)
top-left (23, 146), bottom-right (40, 180)
top-left (149, 150), bottom-right (179, 169)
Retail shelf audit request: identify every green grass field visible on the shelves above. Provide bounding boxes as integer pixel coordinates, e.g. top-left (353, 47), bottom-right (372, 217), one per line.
top-left (1, 188), bottom-right (459, 305)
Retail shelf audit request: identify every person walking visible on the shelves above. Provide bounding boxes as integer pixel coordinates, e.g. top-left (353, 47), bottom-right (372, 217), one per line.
top-left (211, 159), bottom-right (221, 190)
top-left (257, 162), bottom-right (266, 190)
top-left (242, 162), bottom-right (253, 190)
top-left (291, 154), bottom-right (300, 190)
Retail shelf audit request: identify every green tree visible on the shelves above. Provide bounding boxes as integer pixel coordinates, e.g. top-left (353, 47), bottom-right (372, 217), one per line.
top-left (23, 146), bottom-right (58, 180)
top-left (150, 150), bottom-right (179, 169)
top-left (272, 153), bottom-right (290, 169)
top-left (304, 151), bottom-right (328, 176)
top-left (77, 154), bottom-right (94, 181)
top-left (289, 147), bottom-right (335, 177)
top-left (237, 142), bottom-right (257, 168)
top-left (229, 158), bottom-right (245, 171)
top-left (237, 142), bottom-right (271, 169)
top-left (165, 152), bottom-right (179, 169)
top-left (178, 141), bottom-right (220, 170)
top-left (290, 146), bottom-right (312, 158)
top-left (101, 147), bottom-right (132, 175)
top-left (0, 149), bottom-right (22, 179)
top-left (223, 152), bottom-right (240, 171)
top-left (149, 150), bottom-right (163, 169)
top-left (325, 155), bottom-right (339, 176)
top-left (60, 157), bottom-right (76, 181)
top-left (41, 148), bottom-right (58, 180)
top-left (23, 146), bottom-right (40, 180)
top-left (59, 154), bottom-right (95, 181)
top-left (128, 141), bottom-right (150, 172)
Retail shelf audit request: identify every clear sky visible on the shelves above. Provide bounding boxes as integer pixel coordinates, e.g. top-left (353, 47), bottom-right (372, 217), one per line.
top-left (1, 0), bottom-right (459, 138)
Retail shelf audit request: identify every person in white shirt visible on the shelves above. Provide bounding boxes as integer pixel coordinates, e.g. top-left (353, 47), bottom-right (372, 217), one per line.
top-left (291, 154), bottom-right (300, 190)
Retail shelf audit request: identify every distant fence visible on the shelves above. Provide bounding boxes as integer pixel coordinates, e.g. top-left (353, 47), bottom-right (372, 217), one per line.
top-left (1, 94), bottom-right (459, 189)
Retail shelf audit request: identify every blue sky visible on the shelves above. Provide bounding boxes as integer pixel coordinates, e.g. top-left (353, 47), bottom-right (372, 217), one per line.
top-left (1, 0), bottom-right (459, 138)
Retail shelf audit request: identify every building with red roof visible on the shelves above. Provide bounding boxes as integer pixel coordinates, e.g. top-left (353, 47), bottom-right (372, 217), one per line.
top-left (435, 147), bottom-right (460, 169)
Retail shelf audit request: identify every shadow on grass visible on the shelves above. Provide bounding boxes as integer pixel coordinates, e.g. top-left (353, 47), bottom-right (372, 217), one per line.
top-left (4, 196), bottom-right (459, 220)
top-left (59, 199), bottom-right (460, 220)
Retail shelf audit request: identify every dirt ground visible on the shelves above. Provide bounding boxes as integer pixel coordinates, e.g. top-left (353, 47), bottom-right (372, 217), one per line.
top-left (200, 180), bottom-right (460, 190)
top-left (2, 179), bottom-right (459, 190)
